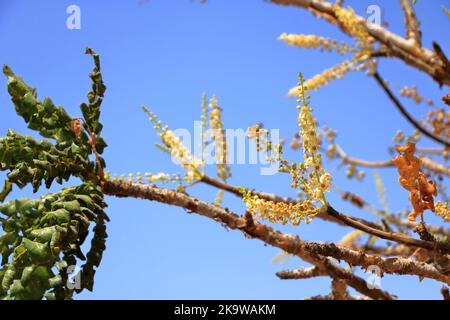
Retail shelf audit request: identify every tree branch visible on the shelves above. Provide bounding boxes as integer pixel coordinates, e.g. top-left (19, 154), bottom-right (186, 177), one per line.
top-left (301, 241), bottom-right (450, 286)
top-left (102, 179), bottom-right (395, 299)
top-left (331, 278), bottom-right (351, 300)
top-left (399, 0), bottom-right (421, 45)
top-left (200, 175), bottom-right (450, 254)
top-left (269, 0), bottom-right (450, 86)
top-left (332, 143), bottom-right (450, 177)
top-left (373, 71), bottom-right (450, 148)
top-left (276, 266), bottom-right (327, 279)
top-left (336, 188), bottom-right (450, 240)
top-left (102, 180), bottom-right (450, 294)
top-left (416, 147), bottom-right (448, 155)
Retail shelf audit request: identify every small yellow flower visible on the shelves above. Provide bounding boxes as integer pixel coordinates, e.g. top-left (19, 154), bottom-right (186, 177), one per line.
top-left (288, 61), bottom-right (352, 96)
top-left (143, 106), bottom-right (204, 184)
top-left (209, 96), bottom-right (231, 183)
top-left (243, 74), bottom-right (332, 227)
top-left (435, 201), bottom-right (450, 222)
top-left (242, 189), bottom-right (320, 226)
top-left (279, 33), bottom-right (353, 55)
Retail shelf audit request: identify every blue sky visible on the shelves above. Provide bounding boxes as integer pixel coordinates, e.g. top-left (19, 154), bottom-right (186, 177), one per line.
top-left (0, 0), bottom-right (449, 299)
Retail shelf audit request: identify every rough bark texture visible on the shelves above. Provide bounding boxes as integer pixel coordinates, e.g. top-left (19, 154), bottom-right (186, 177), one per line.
top-left (102, 180), bottom-right (450, 297)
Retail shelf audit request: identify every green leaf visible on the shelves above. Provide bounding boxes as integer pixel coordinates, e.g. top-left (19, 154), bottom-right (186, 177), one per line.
top-left (62, 200), bottom-right (81, 213)
top-left (20, 239), bottom-right (53, 263)
top-left (0, 180), bottom-right (12, 202)
top-left (20, 265), bottom-right (36, 286)
top-left (1, 49), bottom-right (109, 300)
top-left (41, 209), bottom-right (71, 225)
top-left (0, 201), bottom-right (16, 217)
top-left (15, 198), bottom-right (38, 215)
top-left (1, 264), bottom-right (15, 292)
top-left (0, 232), bottom-right (18, 246)
top-left (9, 280), bottom-right (25, 296)
top-left (48, 275), bottom-right (63, 288)
top-left (29, 226), bottom-right (57, 243)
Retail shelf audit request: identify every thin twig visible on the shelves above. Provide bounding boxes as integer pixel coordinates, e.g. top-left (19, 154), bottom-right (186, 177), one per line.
top-left (326, 206), bottom-right (450, 254)
top-left (373, 71), bottom-right (450, 148)
top-left (332, 143), bottom-right (450, 177)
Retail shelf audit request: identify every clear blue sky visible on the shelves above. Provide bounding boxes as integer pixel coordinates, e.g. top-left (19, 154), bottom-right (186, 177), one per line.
top-left (0, 0), bottom-right (449, 299)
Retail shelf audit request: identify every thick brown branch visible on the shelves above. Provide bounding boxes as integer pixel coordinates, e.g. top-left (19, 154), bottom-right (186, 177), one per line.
top-left (331, 278), bottom-right (351, 300)
top-left (276, 266), bottom-right (327, 279)
top-left (282, 244), bottom-right (450, 287)
top-left (269, 0), bottom-right (450, 86)
top-left (102, 180), bottom-right (395, 300)
top-left (373, 71), bottom-right (450, 148)
top-left (302, 241), bottom-right (450, 286)
top-left (102, 181), bottom-right (450, 294)
top-left (343, 242), bottom-right (411, 258)
top-left (277, 243), bottom-right (450, 287)
top-left (399, 0), bottom-right (421, 45)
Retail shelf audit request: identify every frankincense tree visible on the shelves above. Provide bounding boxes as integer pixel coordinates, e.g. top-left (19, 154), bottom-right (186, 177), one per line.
top-left (1, 1), bottom-right (450, 300)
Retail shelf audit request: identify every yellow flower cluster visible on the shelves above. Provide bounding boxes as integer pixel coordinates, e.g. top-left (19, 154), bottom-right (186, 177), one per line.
top-left (144, 172), bottom-right (172, 183)
top-left (209, 96), bottom-right (231, 182)
top-left (435, 201), bottom-right (450, 222)
top-left (242, 75), bottom-right (331, 226)
top-left (106, 171), bottom-right (176, 183)
top-left (281, 5), bottom-right (376, 97)
top-left (392, 129), bottom-right (421, 143)
top-left (293, 73), bottom-right (332, 205)
top-left (247, 124), bottom-right (281, 163)
top-left (248, 124), bottom-right (268, 152)
top-left (400, 85), bottom-right (422, 104)
top-left (345, 164), bottom-right (365, 181)
top-left (426, 108), bottom-right (450, 138)
top-left (143, 106), bottom-right (203, 184)
top-left (399, 85), bottom-right (434, 106)
top-left (288, 61), bottom-right (352, 96)
top-left (333, 5), bottom-right (373, 61)
top-left (278, 33), bottom-right (353, 55)
top-left (339, 230), bottom-right (364, 247)
top-left (200, 93), bottom-right (208, 169)
top-left (242, 190), bottom-right (320, 226)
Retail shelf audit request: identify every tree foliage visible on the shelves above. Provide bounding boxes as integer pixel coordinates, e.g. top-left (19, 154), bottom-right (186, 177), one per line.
top-left (0, 48), bottom-right (109, 299)
top-left (1, 1), bottom-right (450, 300)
